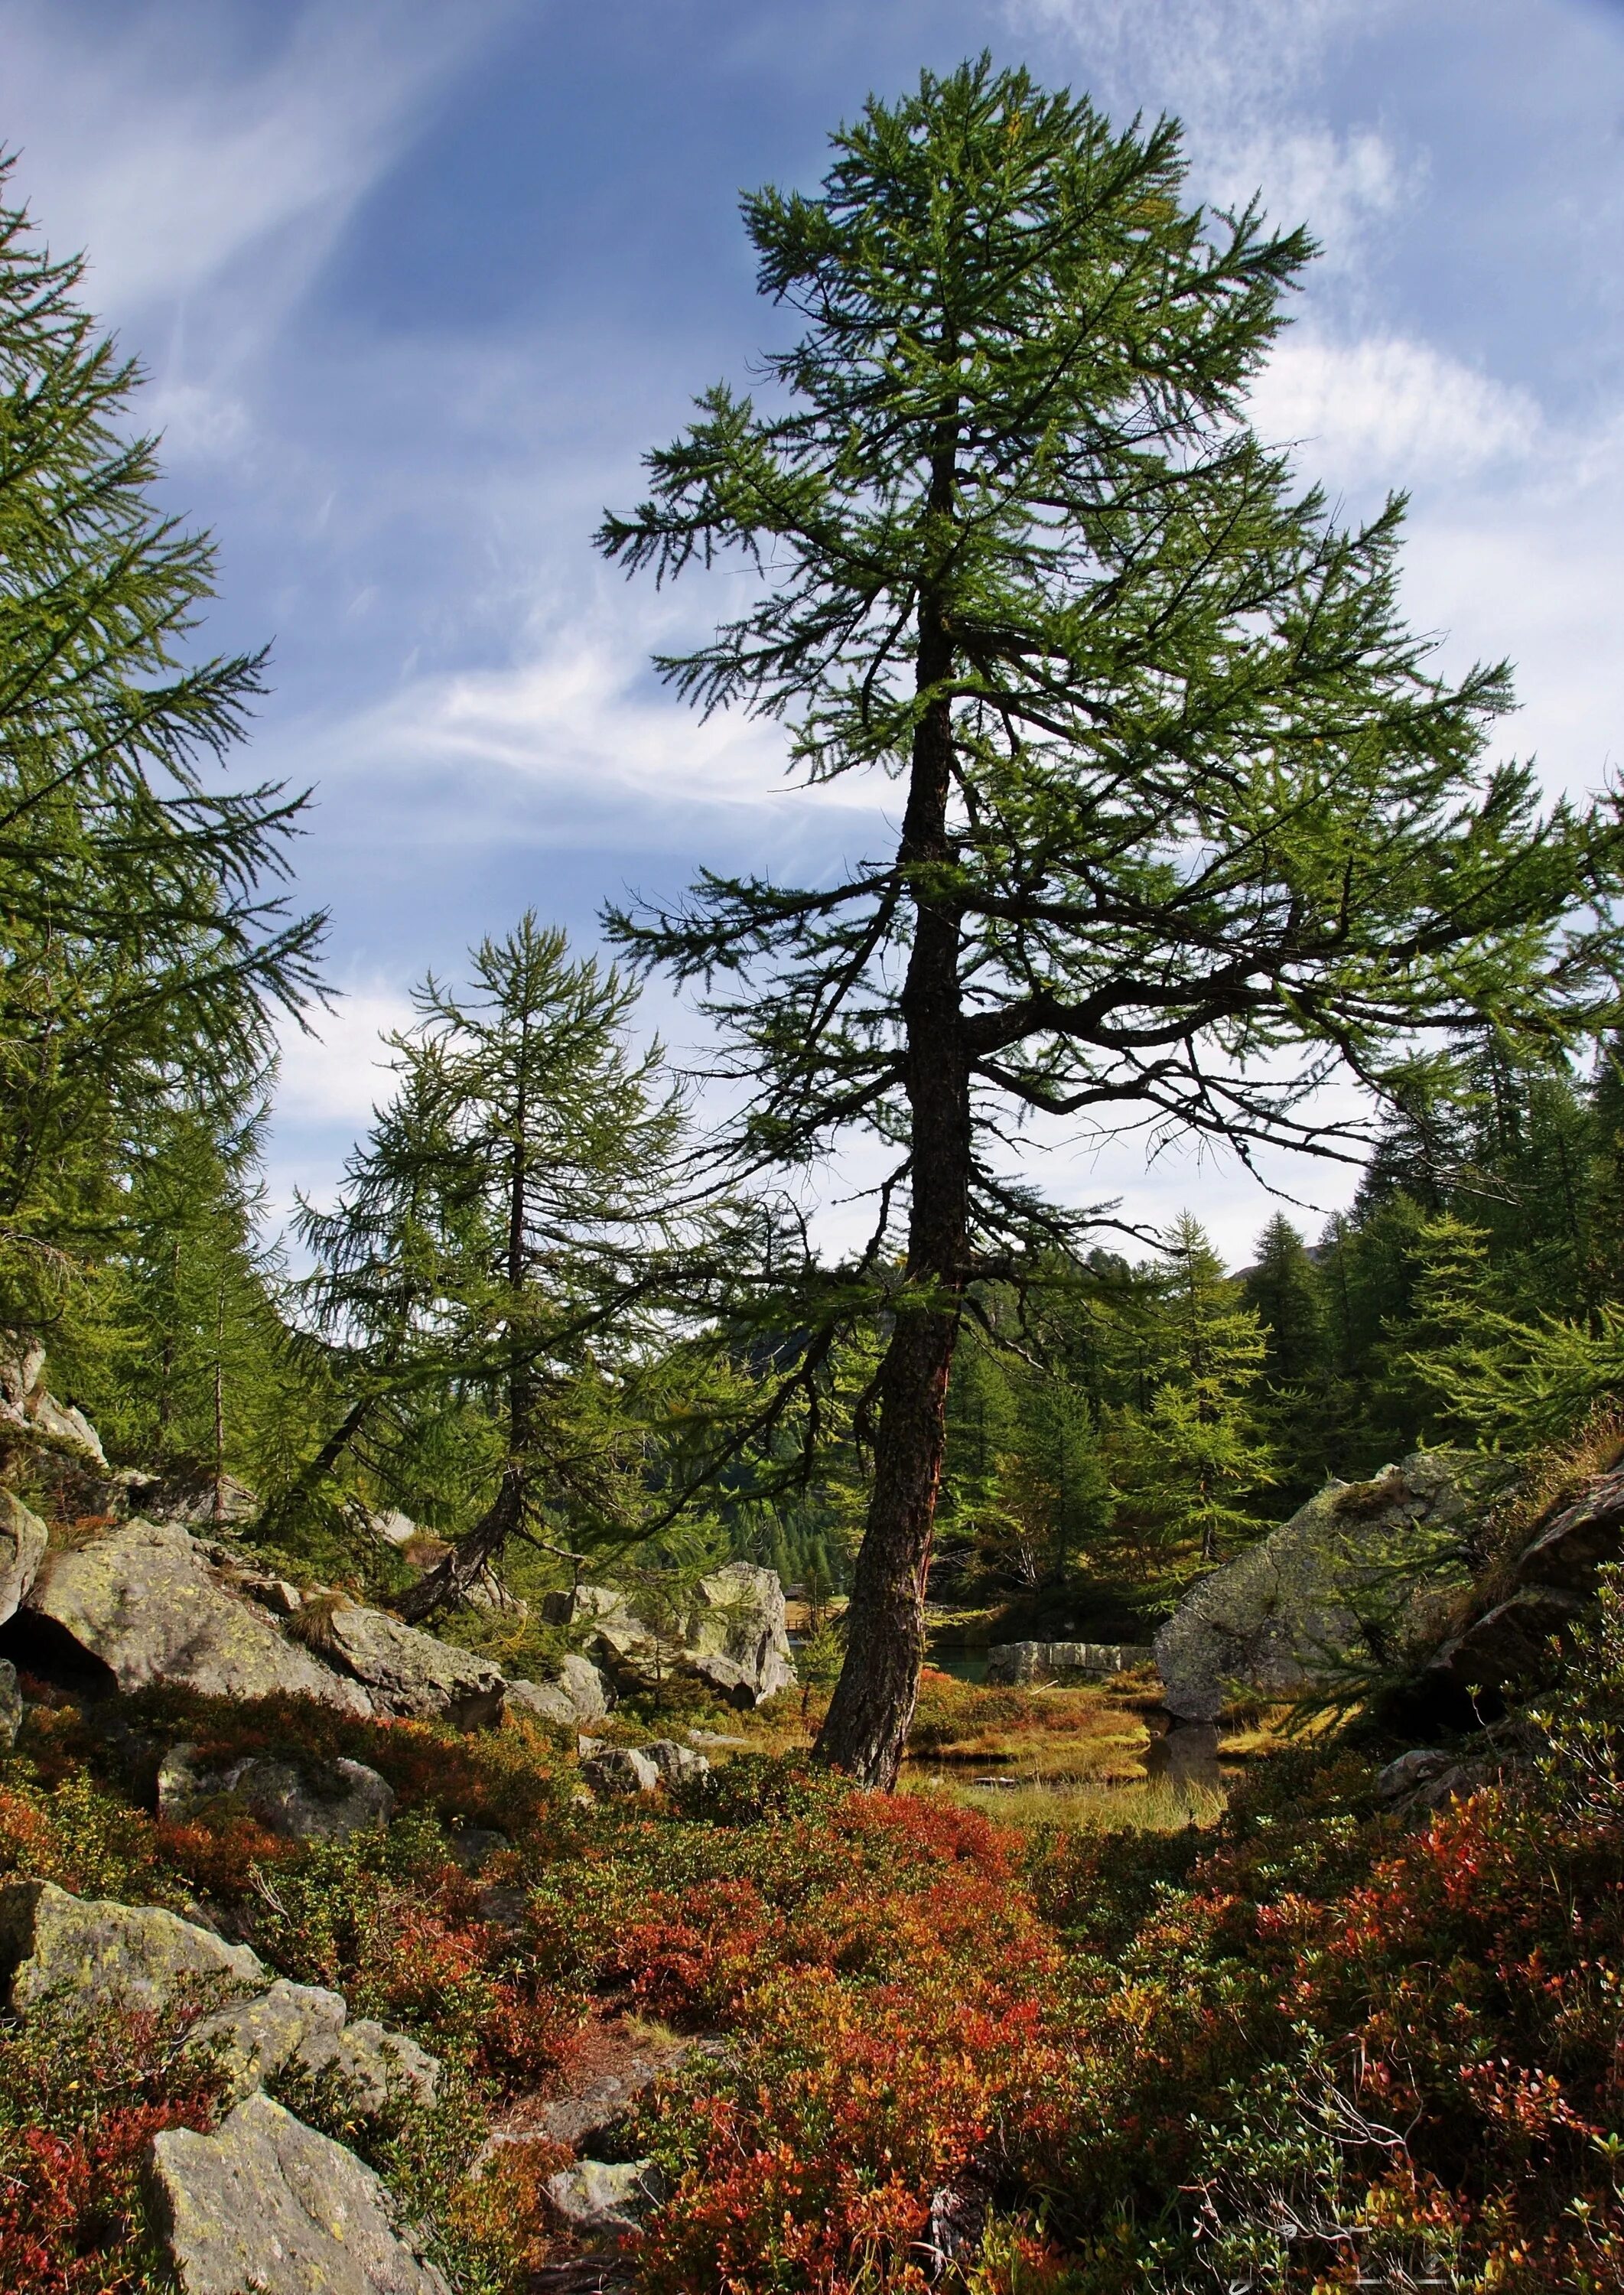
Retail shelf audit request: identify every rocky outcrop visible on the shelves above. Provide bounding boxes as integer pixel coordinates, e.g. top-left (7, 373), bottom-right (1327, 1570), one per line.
top-left (1, 1877), bottom-right (441, 2122)
top-left (158, 1744), bottom-right (395, 1841)
top-left (548, 1564), bottom-right (795, 1709)
top-left (145, 2090), bottom-right (450, 2295)
top-left (313, 1600), bottom-right (506, 1727)
top-left (1154, 1454), bottom-right (1489, 1723)
top-left (0, 1335), bottom-right (107, 1470)
top-left (0, 1489), bottom-right (47, 1625)
top-left (12, 1517), bottom-right (374, 1713)
top-left (1420, 1462), bottom-right (1624, 1707)
top-left (985, 1639), bottom-right (1151, 1685)
top-left (506, 1652), bottom-right (612, 1728)
top-left (0, 1877), bottom-right (265, 2016)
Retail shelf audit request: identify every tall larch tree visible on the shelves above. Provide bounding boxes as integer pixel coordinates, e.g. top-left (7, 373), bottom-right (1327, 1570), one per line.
top-left (597, 59), bottom-right (1623, 1785)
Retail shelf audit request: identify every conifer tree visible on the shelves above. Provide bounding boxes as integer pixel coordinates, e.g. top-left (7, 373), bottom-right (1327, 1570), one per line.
top-left (1115, 1216), bottom-right (1273, 1571)
top-left (0, 168), bottom-right (323, 1323)
top-left (600, 60), bottom-right (1624, 1783)
top-left (295, 916), bottom-right (695, 1606)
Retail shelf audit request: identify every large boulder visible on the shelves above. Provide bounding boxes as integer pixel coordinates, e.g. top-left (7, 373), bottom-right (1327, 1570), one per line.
top-left (158, 1744), bottom-right (395, 1841)
top-left (1154, 1454), bottom-right (1489, 1723)
top-left (550, 1566), bottom-right (796, 1709)
top-left (0, 1880), bottom-right (441, 2121)
top-left (505, 1652), bottom-right (612, 1728)
top-left (13, 1518), bottom-right (373, 1713)
top-left (0, 1877), bottom-right (265, 2015)
top-left (0, 1489), bottom-right (47, 1625)
top-left (682, 1562), bottom-right (796, 1707)
top-left (313, 1600), bottom-right (506, 1727)
top-left (145, 2089), bottom-right (450, 2295)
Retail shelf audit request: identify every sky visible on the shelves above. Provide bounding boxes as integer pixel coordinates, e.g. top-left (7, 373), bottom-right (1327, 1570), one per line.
top-left (2, 0), bottom-right (1623, 1264)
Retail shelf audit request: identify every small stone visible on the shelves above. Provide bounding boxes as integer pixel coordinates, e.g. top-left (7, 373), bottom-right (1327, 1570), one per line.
top-left (446, 1825), bottom-right (509, 1873)
top-left (0, 1657), bottom-right (22, 1747)
top-left (145, 2088), bottom-right (450, 2294)
top-left (545, 2157), bottom-right (666, 2234)
top-left (687, 1728), bottom-right (749, 1749)
top-left (303, 2017), bottom-right (441, 2114)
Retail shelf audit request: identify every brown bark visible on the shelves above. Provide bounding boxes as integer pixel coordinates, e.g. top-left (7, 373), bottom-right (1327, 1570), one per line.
top-left (815, 446), bottom-right (970, 1787)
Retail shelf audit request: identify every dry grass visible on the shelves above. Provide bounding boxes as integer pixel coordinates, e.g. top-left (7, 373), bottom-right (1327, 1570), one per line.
top-left (902, 1769), bottom-right (1227, 1833)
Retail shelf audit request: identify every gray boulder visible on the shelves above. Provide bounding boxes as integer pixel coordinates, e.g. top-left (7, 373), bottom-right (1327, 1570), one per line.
top-left (683, 1561), bottom-right (796, 1707)
top-left (545, 2157), bottom-right (666, 2235)
top-left (314, 1601), bottom-right (506, 1728)
top-left (0, 1877), bottom-right (264, 2015)
top-left (19, 1517), bottom-right (373, 1713)
top-left (580, 1744), bottom-right (662, 1796)
top-left (145, 2089), bottom-right (450, 2295)
top-left (1154, 1454), bottom-right (1487, 1724)
top-left (0, 1489), bottom-right (47, 1625)
top-left (188, 1975), bottom-right (349, 2101)
top-left (640, 1738), bottom-right (711, 1787)
top-left (550, 1565), bottom-right (796, 1708)
top-left (506, 1652), bottom-right (612, 1729)
top-left (158, 1744), bottom-right (395, 1841)
top-left (0, 1657), bottom-right (20, 1747)
top-left (308, 2017), bottom-right (442, 2115)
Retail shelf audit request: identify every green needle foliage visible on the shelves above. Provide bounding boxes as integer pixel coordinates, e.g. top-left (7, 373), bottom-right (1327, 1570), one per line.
top-left (289, 915), bottom-right (711, 1603)
top-left (0, 161), bottom-right (324, 1328)
top-left (600, 57), bottom-right (1624, 1784)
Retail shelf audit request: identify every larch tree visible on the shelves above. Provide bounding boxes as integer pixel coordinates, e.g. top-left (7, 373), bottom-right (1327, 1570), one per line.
top-left (296, 916), bottom-right (697, 1610)
top-left (0, 165), bottom-right (323, 1327)
top-left (598, 59), bottom-right (1624, 1785)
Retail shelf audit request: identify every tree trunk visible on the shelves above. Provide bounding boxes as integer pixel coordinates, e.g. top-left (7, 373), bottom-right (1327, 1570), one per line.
top-left (815, 513), bottom-right (968, 1788)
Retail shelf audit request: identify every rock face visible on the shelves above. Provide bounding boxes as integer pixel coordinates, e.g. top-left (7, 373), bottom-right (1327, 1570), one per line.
top-left (506, 1651), bottom-right (612, 1728)
top-left (1154, 1454), bottom-right (1487, 1723)
top-left (549, 1564), bottom-right (796, 1709)
top-left (0, 1877), bottom-right (265, 2015)
top-left (16, 1518), bottom-right (373, 1713)
top-left (314, 1600), bottom-right (506, 1727)
top-left (0, 1490), bottom-right (48, 1626)
top-left (158, 1744), bottom-right (395, 1841)
top-left (145, 2090), bottom-right (450, 2295)
top-left (985, 1640), bottom-right (1151, 1685)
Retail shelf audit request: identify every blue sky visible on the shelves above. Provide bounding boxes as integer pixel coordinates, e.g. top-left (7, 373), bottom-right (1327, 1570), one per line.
top-left (4, 0), bottom-right (1623, 1260)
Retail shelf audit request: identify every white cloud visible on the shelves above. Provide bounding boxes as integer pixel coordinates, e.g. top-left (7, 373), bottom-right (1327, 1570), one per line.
top-left (1251, 333), bottom-right (1541, 489)
top-left (0, 0), bottom-right (506, 315)
top-left (321, 615), bottom-right (897, 837)
top-left (274, 985), bottom-right (415, 1130)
